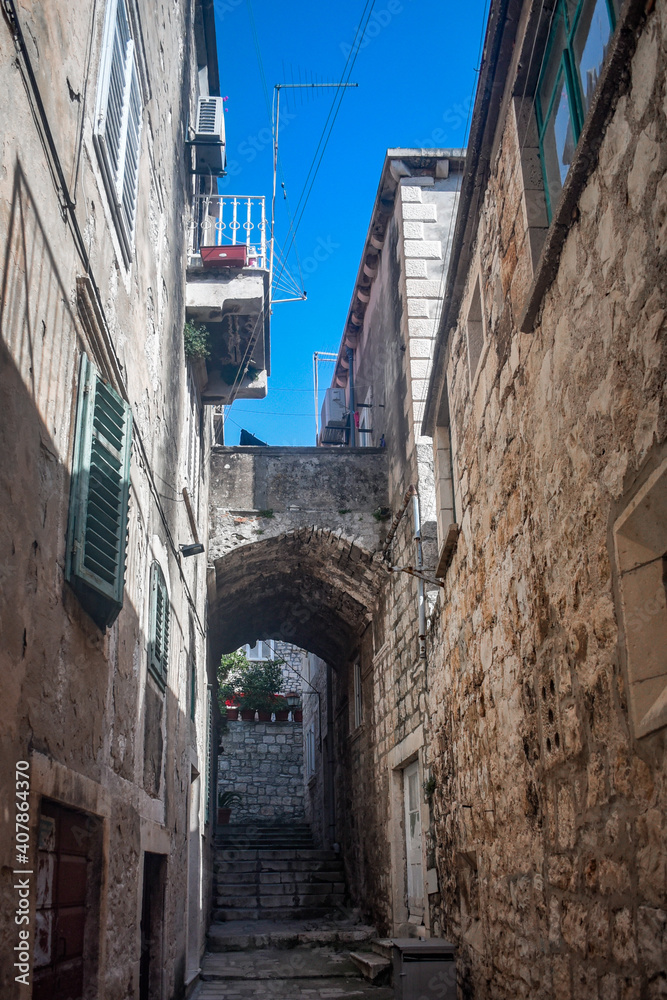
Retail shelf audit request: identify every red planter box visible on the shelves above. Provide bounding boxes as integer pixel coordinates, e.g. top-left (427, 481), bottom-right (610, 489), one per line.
top-left (201, 245), bottom-right (248, 268)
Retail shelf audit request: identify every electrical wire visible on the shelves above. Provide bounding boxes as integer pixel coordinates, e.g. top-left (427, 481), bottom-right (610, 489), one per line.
top-left (272, 0), bottom-right (376, 292)
top-left (246, 0), bottom-right (305, 292)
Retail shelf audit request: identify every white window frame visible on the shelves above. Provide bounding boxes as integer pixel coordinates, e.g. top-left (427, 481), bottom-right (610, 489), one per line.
top-left (245, 640), bottom-right (275, 661)
top-left (353, 661), bottom-right (363, 730)
top-left (94, 0), bottom-right (143, 264)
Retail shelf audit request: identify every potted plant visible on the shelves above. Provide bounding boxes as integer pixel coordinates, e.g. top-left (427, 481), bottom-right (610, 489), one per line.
top-left (225, 701), bottom-right (239, 721)
top-left (217, 790), bottom-right (242, 825)
top-left (219, 650), bottom-right (285, 722)
top-left (273, 695), bottom-right (289, 722)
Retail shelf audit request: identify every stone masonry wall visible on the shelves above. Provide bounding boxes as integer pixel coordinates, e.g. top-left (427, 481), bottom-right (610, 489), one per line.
top-left (218, 719), bottom-right (305, 824)
top-left (424, 5), bottom-right (667, 998)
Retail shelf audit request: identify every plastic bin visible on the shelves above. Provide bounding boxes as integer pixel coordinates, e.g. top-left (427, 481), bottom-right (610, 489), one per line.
top-left (391, 938), bottom-right (457, 1000)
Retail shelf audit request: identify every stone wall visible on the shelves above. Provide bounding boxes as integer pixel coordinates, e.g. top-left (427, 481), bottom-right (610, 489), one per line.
top-left (421, 3), bottom-right (667, 997)
top-left (218, 719), bottom-right (305, 823)
top-left (209, 445), bottom-right (387, 564)
top-left (0, 2), bottom-right (216, 997)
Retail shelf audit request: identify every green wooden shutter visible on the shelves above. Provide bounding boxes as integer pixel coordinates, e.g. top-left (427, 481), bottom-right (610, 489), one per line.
top-left (148, 562), bottom-right (170, 688)
top-left (66, 354), bottom-right (132, 629)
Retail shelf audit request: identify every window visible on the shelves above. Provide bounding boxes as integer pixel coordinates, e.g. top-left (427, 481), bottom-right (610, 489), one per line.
top-left (466, 277), bottom-right (485, 386)
top-left (536, 0), bottom-right (617, 219)
top-left (245, 640), bottom-right (274, 661)
top-left (66, 354), bottom-right (132, 630)
top-left (353, 661), bottom-right (363, 730)
top-left (94, 0), bottom-right (143, 262)
top-left (614, 457), bottom-right (667, 738)
top-left (148, 562), bottom-right (170, 689)
top-left (305, 722), bottom-right (316, 778)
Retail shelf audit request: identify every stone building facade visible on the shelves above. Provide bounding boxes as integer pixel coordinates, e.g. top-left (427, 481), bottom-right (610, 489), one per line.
top-left (0, 1), bottom-right (224, 997)
top-left (217, 641), bottom-right (307, 824)
top-left (419, 0), bottom-right (667, 995)
top-left (297, 2), bottom-right (667, 995)
top-left (218, 719), bottom-right (305, 824)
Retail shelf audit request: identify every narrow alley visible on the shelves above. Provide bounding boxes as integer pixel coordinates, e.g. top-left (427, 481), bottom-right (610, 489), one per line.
top-left (1, 0), bottom-right (666, 998)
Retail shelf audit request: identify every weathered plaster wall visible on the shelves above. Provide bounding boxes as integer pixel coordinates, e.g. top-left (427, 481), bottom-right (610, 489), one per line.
top-left (0, 2), bottom-right (214, 996)
top-left (218, 719), bottom-right (305, 823)
top-left (423, 6), bottom-right (667, 998)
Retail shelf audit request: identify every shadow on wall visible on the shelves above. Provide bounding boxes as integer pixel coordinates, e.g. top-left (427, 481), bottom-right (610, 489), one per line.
top-left (0, 162), bottom-right (211, 1000)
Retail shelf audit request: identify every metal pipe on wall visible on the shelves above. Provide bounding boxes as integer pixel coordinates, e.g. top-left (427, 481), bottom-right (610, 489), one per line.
top-left (346, 346), bottom-right (355, 447)
top-left (412, 493), bottom-right (427, 660)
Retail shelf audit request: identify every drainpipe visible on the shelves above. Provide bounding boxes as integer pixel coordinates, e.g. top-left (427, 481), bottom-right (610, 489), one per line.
top-left (346, 346), bottom-right (355, 447)
top-left (412, 492), bottom-right (427, 660)
top-left (326, 662), bottom-right (337, 849)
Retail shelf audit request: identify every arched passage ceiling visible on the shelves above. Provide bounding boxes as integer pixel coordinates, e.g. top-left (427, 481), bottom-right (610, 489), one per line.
top-left (209, 528), bottom-right (384, 665)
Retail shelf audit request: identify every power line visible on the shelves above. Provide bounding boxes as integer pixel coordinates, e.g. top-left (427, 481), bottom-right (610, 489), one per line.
top-left (272, 0), bottom-right (375, 291)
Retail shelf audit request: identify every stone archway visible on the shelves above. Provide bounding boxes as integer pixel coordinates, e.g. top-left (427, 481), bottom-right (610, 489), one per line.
top-left (209, 528), bottom-right (383, 664)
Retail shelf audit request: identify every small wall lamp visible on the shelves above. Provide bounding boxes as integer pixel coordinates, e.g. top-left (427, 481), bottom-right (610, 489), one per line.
top-left (180, 543), bottom-right (205, 557)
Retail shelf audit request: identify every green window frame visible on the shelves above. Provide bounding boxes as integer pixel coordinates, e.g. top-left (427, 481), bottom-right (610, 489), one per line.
top-left (535, 0), bottom-right (617, 220)
top-left (66, 354), bottom-right (132, 630)
top-left (148, 562), bottom-right (170, 689)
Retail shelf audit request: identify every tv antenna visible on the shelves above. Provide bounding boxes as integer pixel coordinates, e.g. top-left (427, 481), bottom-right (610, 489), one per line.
top-left (269, 80), bottom-right (358, 306)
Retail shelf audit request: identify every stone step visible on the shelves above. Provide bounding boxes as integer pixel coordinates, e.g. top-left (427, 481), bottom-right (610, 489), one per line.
top-left (214, 849), bottom-right (339, 863)
top-left (348, 951), bottom-right (392, 982)
top-left (216, 891), bottom-right (346, 909)
top-left (215, 855), bottom-right (342, 873)
top-left (201, 947), bottom-right (361, 981)
top-left (194, 977), bottom-right (395, 998)
top-left (216, 893), bottom-right (346, 911)
top-left (216, 832), bottom-right (315, 842)
top-left (216, 882), bottom-right (346, 900)
top-left (207, 919), bottom-right (377, 952)
top-left (371, 938), bottom-right (394, 960)
top-left (217, 869), bottom-right (344, 885)
top-left (212, 905), bottom-right (346, 922)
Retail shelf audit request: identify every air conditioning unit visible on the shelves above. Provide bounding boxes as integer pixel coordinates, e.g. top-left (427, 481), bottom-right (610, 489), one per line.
top-left (193, 96), bottom-right (226, 175)
top-left (321, 387), bottom-right (348, 429)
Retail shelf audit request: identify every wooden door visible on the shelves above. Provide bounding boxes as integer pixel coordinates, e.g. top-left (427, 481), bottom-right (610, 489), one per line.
top-left (33, 801), bottom-right (98, 1000)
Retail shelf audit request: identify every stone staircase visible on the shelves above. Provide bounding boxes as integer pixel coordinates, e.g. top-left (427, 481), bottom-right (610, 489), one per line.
top-left (212, 823), bottom-right (347, 923)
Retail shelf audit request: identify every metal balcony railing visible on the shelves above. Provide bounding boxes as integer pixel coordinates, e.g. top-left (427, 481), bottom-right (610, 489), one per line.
top-left (189, 194), bottom-right (268, 269)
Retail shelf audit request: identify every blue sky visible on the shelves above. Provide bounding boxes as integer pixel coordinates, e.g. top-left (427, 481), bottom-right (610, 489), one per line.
top-left (214, 0), bottom-right (490, 445)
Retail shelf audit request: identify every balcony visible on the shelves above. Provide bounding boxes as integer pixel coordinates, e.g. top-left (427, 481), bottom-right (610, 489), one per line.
top-left (186, 194), bottom-right (270, 404)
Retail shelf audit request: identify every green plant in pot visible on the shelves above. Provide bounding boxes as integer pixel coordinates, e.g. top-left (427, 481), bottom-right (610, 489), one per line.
top-left (183, 320), bottom-right (211, 360)
top-left (218, 650), bottom-right (284, 721)
top-left (217, 790), bottom-right (242, 825)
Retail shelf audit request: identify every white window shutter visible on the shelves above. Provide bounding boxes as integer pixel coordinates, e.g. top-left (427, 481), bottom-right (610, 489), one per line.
top-left (94, 0), bottom-right (142, 262)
